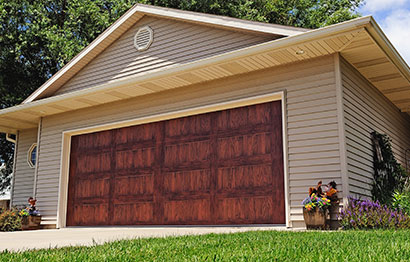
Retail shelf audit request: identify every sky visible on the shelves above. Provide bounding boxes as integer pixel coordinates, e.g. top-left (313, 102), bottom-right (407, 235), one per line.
top-left (359, 0), bottom-right (410, 65)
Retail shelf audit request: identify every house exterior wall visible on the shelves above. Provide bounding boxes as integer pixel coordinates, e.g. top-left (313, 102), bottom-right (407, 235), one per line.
top-left (53, 15), bottom-right (277, 96)
top-left (10, 128), bottom-right (37, 207)
top-left (341, 57), bottom-right (410, 198)
top-left (21, 55), bottom-right (342, 227)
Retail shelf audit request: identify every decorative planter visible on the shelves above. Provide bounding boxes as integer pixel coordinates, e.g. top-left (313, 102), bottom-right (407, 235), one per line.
top-left (326, 201), bottom-right (340, 229)
top-left (303, 208), bottom-right (328, 229)
top-left (21, 215), bottom-right (42, 230)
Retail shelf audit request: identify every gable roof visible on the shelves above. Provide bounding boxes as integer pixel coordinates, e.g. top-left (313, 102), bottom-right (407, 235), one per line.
top-left (23, 3), bottom-right (308, 103)
top-left (0, 12), bottom-right (409, 134)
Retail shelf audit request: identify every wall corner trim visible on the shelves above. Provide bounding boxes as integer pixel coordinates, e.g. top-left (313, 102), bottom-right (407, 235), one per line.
top-left (334, 53), bottom-right (350, 205)
top-left (9, 131), bottom-right (19, 208)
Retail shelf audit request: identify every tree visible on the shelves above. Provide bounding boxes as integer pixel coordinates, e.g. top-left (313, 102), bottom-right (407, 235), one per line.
top-left (0, 0), bottom-right (363, 194)
top-left (139, 0), bottom-right (364, 28)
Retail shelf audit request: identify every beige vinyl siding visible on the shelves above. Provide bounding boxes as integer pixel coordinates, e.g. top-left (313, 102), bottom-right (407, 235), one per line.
top-left (35, 55), bottom-right (340, 227)
top-left (11, 128), bottom-right (37, 207)
top-left (54, 15), bottom-right (276, 96)
top-left (341, 58), bottom-right (410, 198)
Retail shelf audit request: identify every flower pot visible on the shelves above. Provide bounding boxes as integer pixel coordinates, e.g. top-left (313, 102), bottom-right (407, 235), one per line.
top-left (21, 215), bottom-right (42, 230)
top-left (303, 208), bottom-right (327, 229)
top-left (326, 201), bottom-right (340, 229)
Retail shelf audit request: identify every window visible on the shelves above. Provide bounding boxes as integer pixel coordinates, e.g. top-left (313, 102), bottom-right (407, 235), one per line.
top-left (28, 143), bottom-right (37, 168)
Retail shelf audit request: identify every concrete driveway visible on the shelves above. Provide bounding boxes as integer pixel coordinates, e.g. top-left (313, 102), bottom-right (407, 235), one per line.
top-left (0, 226), bottom-right (287, 252)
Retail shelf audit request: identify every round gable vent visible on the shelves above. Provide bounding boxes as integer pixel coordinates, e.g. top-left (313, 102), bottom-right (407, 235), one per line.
top-left (134, 26), bottom-right (153, 52)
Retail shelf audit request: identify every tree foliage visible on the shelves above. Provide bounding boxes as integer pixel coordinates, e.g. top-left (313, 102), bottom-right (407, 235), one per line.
top-left (140, 0), bottom-right (363, 28)
top-left (0, 0), bottom-right (363, 194)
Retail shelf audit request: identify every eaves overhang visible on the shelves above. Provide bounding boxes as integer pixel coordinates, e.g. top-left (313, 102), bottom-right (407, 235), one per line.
top-left (1, 15), bottom-right (409, 134)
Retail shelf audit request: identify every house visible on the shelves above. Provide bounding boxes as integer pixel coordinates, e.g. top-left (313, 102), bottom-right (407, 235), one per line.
top-left (1, 4), bottom-right (409, 229)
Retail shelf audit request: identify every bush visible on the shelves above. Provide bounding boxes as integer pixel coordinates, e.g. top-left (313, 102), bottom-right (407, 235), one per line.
top-left (371, 132), bottom-right (409, 204)
top-left (392, 191), bottom-right (410, 215)
top-left (0, 208), bottom-right (22, 232)
top-left (340, 197), bottom-right (410, 230)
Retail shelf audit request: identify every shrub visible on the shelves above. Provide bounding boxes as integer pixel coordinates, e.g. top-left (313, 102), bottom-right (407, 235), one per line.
top-left (0, 208), bottom-right (22, 232)
top-left (371, 132), bottom-right (409, 204)
top-left (340, 197), bottom-right (410, 230)
top-left (392, 191), bottom-right (410, 215)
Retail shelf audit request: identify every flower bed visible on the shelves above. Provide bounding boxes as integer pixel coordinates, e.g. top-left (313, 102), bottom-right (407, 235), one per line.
top-left (340, 197), bottom-right (410, 230)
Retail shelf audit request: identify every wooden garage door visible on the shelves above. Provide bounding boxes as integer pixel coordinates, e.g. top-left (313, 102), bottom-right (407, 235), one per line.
top-left (66, 100), bottom-right (285, 226)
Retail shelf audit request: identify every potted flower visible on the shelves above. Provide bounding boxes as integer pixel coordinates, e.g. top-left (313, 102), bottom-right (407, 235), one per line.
top-left (19, 208), bottom-right (30, 230)
top-left (302, 193), bottom-right (331, 229)
top-left (19, 197), bottom-right (42, 230)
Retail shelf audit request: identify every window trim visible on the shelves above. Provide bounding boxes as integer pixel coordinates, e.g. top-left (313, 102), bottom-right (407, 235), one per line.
top-left (27, 143), bottom-right (37, 168)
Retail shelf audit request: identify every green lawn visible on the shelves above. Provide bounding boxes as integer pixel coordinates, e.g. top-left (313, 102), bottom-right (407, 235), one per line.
top-left (1, 230), bottom-right (410, 261)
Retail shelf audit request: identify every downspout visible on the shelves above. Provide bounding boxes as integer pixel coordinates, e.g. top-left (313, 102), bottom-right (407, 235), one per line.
top-left (8, 132), bottom-right (19, 208)
top-left (33, 118), bottom-right (42, 198)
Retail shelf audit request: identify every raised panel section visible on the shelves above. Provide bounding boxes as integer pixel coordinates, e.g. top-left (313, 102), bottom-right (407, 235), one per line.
top-left (163, 199), bottom-right (212, 223)
top-left (114, 175), bottom-right (154, 196)
top-left (217, 165), bottom-right (273, 191)
top-left (115, 147), bottom-right (156, 170)
top-left (112, 203), bottom-right (154, 224)
top-left (163, 140), bottom-right (211, 167)
top-left (71, 203), bottom-right (109, 225)
top-left (165, 114), bottom-right (211, 138)
top-left (75, 152), bottom-right (112, 174)
top-left (162, 170), bottom-right (211, 194)
top-left (74, 178), bottom-right (110, 199)
top-left (216, 197), bottom-right (274, 223)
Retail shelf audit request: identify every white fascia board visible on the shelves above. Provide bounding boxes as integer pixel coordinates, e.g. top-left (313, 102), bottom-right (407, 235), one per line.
top-left (366, 17), bottom-right (410, 82)
top-left (135, 4), bottom-right (309, 36)
top-left (3, 16), bottom-right (373, 119)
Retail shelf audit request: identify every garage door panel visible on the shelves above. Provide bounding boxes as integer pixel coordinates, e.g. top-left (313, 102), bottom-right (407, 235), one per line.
top-left (217, 155), bottom-right (272, 168)
top-left (162, 169), bottom-right (211, 194)
top-left (114, 175), bottom-right (154, 196)
top-left (67, 100), bottom-right (285, 226)
top-left (216, 103), bottom-right (272, 131)
top-left (165, 114), bottom-right (211, 138)
top-left (217, 165), bottom-right (273, 191)
top-left (215, 124), bottom-right (273, 139)
top-left (163, 140), bottom-right (211, 166)
top-left (217, 133), bottom-right (272, 160)
top-left (75, 177), bottom-right (110, 199)
top-left (115, 123), bottom-right (158, 145)
top-left (71, 203), bottom-right (109, 225)
top-left (216, 196), bottom-right (274, 223)
top-left (163, 199), bottom-right (212, 224)
top-left (115, 147), bottom-right (156, 170)
top-left (75, 152), bottom-right (112, 174)
top-left (75, 129), bottom-right (113, 150)
top-left (113, 203), bottom-right (154, 224)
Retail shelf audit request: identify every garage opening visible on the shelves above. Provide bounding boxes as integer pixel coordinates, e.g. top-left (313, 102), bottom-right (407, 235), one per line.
top-left (66, 100), bottom-right (285, 226)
